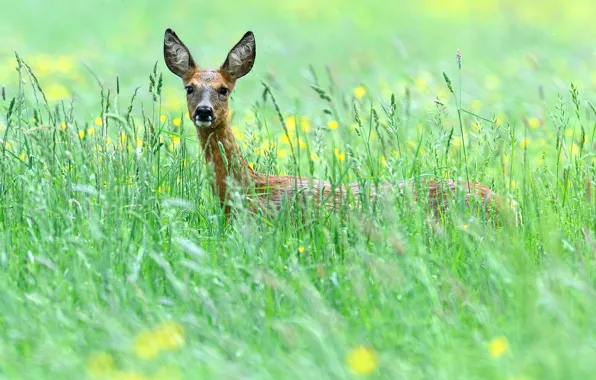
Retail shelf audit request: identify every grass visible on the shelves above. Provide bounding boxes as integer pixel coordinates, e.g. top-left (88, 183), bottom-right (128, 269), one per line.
top-left (1, 0), bottom-right (596, 379)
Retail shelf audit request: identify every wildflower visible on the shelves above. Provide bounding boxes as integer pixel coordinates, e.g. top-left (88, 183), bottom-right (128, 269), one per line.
top-left (285, 116), bottom-right (296, 131)
top-left (310, 153), bottom-right (319, 161)
top-left (278, 149), bottom-right (288, 158)
top-left (106, 136), bottom-right (112, 145)
top-left (328, 120), bottom-right (339, 130)
top-left (87, 127), bottom-right (96, 136)
top-left (470, 99), bottom-right (483, 112)
top-left (120, 132), bottom-right (127, 147)
top-left (232, 125), bottom-right (245, 141)
top-left (95, 117), bottom-right (103, 126)
top-left (183, 159), bottom-right (188, 167)
top-left (61, 122), bottom-right (67, 130)
top-left (136, 138), bottom-right (143, 148)
top-left (173, 118), bottom-right (181, 127)
top-left (488, 336), bottom-right (509, 358)
top-left (154, 321), bottom-right (185, 351)
top-left (527, 118), bottom-right (541, 129)
top-left (346, 345), bottom-right (379, 375)
top-left (133, 330), bottom-right (161, 359)
top-left (334, 148), bottom-right (345, 162)
top-left (86, 352), bottom-right (115, 378)
top-left (353, 86), bottom-right (367, 100)
top-left (172, 136), bottom-right (181, 146)
top-left (380, 155), bottom-right (387, 167)
top-left (510, 181), bottom-right (516, 190)
top-left (78, 130), bottom-right (85, 139)
top-left (520, 138), bottom-right (530, 149)
top-left (298, 246), bottom-right (305, 253)
top-left (281, 134), bottom-right (291, 145)
top-left (160, 115), bottom-right (167, 123)
top-left (300, 116), bottom-right (311, 132)
top-left (248, 162), bottom-right (254, 169)
top-left (45, 83), bottom-right (69, 101)
top-left (463, 224), bottom-right (469, 229)
top-left (19, 153), bottom-right (26, 161)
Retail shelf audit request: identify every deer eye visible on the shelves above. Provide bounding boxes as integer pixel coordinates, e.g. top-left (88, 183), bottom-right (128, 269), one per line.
top-left (218, 87), bottom-right (229, 96)
top-left (185, 86), bottom-right (194, 94)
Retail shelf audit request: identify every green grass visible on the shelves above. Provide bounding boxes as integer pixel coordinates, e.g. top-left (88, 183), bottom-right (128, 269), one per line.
top-left (1, 0), bottom-right (596, 379)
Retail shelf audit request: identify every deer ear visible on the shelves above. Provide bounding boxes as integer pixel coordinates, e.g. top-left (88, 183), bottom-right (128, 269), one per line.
top-left (163, 28), bottom-right (197, 79)
top-left (221, 31), bottom-right (256, 79)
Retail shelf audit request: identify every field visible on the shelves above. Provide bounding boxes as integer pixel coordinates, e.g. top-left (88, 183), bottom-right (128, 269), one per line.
top-left (1, 0), bottom-right (596, 379)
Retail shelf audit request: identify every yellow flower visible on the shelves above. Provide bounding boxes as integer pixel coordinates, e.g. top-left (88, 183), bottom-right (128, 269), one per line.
top-left (78, 130), bottom-right (85, 139)
top-left (510, 180), bottom-right (516, 190)
top-left (173, 118), bottom-right (181, 127)
top-left (495, 113), bottom-right (506, 126)
top-left (95, 117), bottom-right (103, 126)
top-left (528, 118), bottom-right (541, 129)
top-left (278, 149), bottom-right (288, 158)
top-left (87, 127), bottom-right (96, 136)
top-left (281, 134), bottom-right (291, 145)
top-left (61, 122), bottom-right (67, 130)
top-left (232, 125), bottom-right (245, 141)
top-left (86, 352), bottom-right (115, 378)
top-left (470, 99), bottom-right (483, 113)
top-left (298, 246), bottom-right (305, 253)
top-left (160, 115), bottom-right (167, 123)
top-left (136, 138), bottom-right (143, 148)
top-left (300, 116), bottom-right (311, 132)
top-left (285, 116), bottom-right (296, 131)
top-left (571, 143), bottom-right (580, 155)
top-left (106, 136), bottom-right (112, 145)
top-left (133, 330), bottom-right (161, 359)
top-left (45, 83), bottom-right (69, 101)
top-left (183, 159), bottom-right (188, 167)
top-left (463, 224), bottom-right (469, 229)
top-left (19, 153), bottom-right (26, 161)
top-left (346, 346), bottom-right (379, 375)
top-left (310, 153), bottom-right (319, 161)
top-left (154, 321), bottom-right (185, 351)
top-left (120, 132), bottom-right (127, 147)
top-left (488, 336), bottom-right (509, 358)
top-left (334, 148), bottom-right (345, 162)
top-left (565, 128), bottom-right (573, 137)
top-left (381, 155), bottom-right (387, 167)
top-left (111, 370), bottom-right (149, 380)
top-left (172, 136), bottom-right (181, 146)
top-left (520, 138), bottom-right (530, 149)
top-left (248, 162), bottom-right (254, 169)
top-left (452, 137), bottom-right (462, 148)
top-left (353, 86), bottom-right (367, 100)
top-left (328, 120), bottom-right (339, 130)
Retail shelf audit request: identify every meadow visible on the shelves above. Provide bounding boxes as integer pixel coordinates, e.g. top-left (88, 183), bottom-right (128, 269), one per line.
top-left (1, 0), bottom-right (596, 379)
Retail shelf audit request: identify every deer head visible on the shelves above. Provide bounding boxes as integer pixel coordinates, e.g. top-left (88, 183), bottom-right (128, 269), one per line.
top-left (163, 29), bottom-right (256, 130)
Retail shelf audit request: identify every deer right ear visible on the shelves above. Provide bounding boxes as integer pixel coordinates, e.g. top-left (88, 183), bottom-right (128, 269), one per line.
top-left (163, 28), bottom-right (197, 79)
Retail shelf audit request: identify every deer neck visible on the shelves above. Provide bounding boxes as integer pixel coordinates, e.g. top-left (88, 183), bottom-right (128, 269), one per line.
top-left (197, 120), bottom-right (255, 206)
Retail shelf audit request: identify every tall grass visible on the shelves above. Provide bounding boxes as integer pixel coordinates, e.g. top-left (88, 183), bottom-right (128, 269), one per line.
top-left (1, 35), bottom-right (596, 380)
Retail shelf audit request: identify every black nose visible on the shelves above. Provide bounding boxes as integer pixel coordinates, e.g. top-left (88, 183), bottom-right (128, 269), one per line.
top-left (194, 106), bottom-right (215, 121)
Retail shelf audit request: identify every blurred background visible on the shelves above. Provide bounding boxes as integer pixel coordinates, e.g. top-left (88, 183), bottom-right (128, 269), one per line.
top-left (2, 0), bottom-right (596, 120)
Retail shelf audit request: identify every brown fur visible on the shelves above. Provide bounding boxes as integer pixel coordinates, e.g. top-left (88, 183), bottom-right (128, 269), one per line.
top-left (163, 29), bottom-right (521, 224)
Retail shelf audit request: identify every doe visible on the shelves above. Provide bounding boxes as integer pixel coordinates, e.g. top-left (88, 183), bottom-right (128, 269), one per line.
top-left (163, 29), bottom-right (520, 224)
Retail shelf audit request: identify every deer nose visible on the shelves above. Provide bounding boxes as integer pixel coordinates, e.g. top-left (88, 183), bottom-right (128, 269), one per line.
top-left (194, 106), bottom-right (215, 122)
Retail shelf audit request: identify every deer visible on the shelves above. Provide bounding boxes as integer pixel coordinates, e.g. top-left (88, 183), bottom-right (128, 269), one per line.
top-left (163, 28), bottom-right (521, 225)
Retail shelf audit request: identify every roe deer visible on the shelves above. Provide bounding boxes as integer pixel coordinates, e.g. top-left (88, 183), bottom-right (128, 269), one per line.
top-left (163, 28), bottom-right (520, 224)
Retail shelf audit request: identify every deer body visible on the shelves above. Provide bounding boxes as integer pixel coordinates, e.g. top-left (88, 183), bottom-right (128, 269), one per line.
top-left (164, 29), bottom-right (519, 222)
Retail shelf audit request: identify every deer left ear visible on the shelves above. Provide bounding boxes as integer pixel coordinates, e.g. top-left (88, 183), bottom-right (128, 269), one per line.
top-left (221, 31), bottom-right (256, 79)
